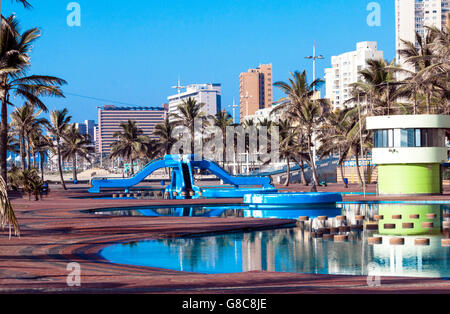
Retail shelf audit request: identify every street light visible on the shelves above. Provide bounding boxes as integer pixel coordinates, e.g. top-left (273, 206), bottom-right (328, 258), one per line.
top-left (305, 42), bottom-right (324, 91)
top-left (231, 98), bottom-right (239, 124)
top-left (305, 42), bottom-right (324, 170)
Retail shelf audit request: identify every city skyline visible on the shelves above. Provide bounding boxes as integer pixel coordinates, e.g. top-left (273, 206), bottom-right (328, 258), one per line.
top-left (2, 0), bottom-right (396, 124)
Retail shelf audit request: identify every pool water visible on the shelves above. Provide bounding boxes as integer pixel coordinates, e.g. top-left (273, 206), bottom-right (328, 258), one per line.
top-left (101, 227), bottom-right (449, 277)
top-left (100, 203), bottom-right (450, 278)
top-left (92, 204), bottom-right (342, 219)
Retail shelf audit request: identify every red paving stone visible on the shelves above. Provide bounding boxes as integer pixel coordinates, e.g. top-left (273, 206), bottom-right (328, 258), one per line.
top-left (0, 183), bottom-right (449, 294)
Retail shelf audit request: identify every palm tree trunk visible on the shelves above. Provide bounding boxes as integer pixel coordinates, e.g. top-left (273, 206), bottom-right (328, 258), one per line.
top-left (26, 136), bottom-right (31, 170)
top-left (339, 163), bottom-right (348, 188)
top-left (284, 158), bottom-right (290, 186)
top-left (307, 134), bottom-right (320, 187)
top-left (355, 154), bottom-right (364, 187)
top-left (20, 133), bottom-right (26, 171)
top-left (32, 150), bottom-right (37, 169)
top-left (72, 154), bottom-right (78, 181)
top-left (292, 155), bottom-right (308, 186)
top-left (414, 87), bottom-right (417, 115)
top-left (56, 138), bottom-right (67, 190)
top-left (39, 152), bottom-right (45, 182)
top-left (130, 158), bottom-right (134, 176)
top-left (300, 161), bottom-right (308, 186)
top-left (0, 76), bottom-right (8, 183)
top-left (426, 92), bottom-right (431, 114)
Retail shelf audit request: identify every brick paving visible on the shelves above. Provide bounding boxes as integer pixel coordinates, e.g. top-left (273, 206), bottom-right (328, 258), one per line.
top-left (0, 183), bottom-right (449, 294)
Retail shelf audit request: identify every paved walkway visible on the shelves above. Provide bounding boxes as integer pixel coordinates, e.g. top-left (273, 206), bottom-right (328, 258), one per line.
top-left (0, 183), bottom-right (449, 294)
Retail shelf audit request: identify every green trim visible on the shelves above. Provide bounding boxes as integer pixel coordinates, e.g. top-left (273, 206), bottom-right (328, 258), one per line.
top-left (378, 204), bottom-right (441, 236)
top-left (378, 164), bottom-right (441, 195)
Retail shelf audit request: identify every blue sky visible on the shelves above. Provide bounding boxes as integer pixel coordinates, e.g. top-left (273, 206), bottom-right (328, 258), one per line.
top-left (3, 0), bottom-right (395, 123)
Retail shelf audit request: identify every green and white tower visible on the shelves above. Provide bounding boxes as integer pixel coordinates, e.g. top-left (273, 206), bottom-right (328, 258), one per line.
top-left (366, 115), bottom-right (450, 195)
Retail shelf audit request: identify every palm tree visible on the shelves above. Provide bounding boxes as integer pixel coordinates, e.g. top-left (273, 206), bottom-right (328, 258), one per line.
top-left (273, 70), bottom-right (328, 190)
top-left (318, 108), bottom-right (352, 188)
top-left (110, 120), bottom-right (151, 176)
top-left (169, 97), bottom-right (208, 154)
top-left (10, 103), bottom-right (44, 170)
top-left (397, 31), bottom-right (442, 114)
top-left (243, 118), bottom-right (255, 128)
top-left (0, 176), bottom-right (19, 238)
top-left (61, 125), bottom-right (95, 182)
top-left (0, 0), bottom-right (32, 19)
top-left (153, 118), bottom-right (176, 157)
top-left (1, 0), bottom-right (32, 12)
top-left (347, 59), bottom-right (400, 116)
top-left (46, 109), bottom-right (72, 190)
top-left (7, 127), bottom-right (19, 155)
top-left (274, 120), bottom-right (297, 186)
top-left (0, 15), bottom-right (66, 182)
top-left (30, 133), bottom-right (52, 182)
top-left (212, 110), bottom-right (233, 165)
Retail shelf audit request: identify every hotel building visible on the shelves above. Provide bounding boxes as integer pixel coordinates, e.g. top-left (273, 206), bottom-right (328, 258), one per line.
top-left (324, 42), bottom-right (383, 110)
top-left (395, 0), bottom-right (450, 76)
top-left (239, 64), bottom-right (273, 121)
top-left (75, 120), bottom-right (96, 141)
top-left (97, 105), bottom-right (167, 155)
top-left (167, 83), bottom-right (222, 119)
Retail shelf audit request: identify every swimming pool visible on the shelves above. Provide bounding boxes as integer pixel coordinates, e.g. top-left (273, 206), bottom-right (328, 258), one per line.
top-left (99, 203), bottom-right (450, 278)
top-left (91, 203), bottom-right (342, 219)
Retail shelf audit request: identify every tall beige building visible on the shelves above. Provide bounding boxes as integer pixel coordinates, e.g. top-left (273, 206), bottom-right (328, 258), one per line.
top-left (239, 64), bottom-right (273, 121)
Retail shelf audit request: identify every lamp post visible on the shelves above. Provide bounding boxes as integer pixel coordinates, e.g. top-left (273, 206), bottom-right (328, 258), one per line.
top-left (305, 42), bottom-right (324, 91)
top-left (305, 42), bottom-right (324, 170)
top-left (231, 98), bottom-right (239, 124)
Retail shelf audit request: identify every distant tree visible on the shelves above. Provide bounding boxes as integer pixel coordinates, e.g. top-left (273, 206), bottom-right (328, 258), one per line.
top-left (46, 109), bottom-right (72, 190)
top-left (153, 118), bottom-right (176, 157)
top-left (169, 97), bottom-right (208, 154)
top-left (110, 120), bottom-right (151, 175)
top-left (61, 125), bottom-right (95, 182)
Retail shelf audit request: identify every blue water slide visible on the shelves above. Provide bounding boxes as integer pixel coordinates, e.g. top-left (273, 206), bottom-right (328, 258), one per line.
top-left (89, 156), bottom-right (178, 193)
top-left (191, 159), bottom-right (274, 189)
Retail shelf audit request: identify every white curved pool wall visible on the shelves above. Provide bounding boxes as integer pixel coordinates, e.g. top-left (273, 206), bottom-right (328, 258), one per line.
top-left (366, 115), bottom-right (450, 195)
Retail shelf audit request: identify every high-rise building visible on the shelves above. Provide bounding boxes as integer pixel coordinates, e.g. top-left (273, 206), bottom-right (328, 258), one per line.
top-left (94, 125), bottom-right (99, 153)
top-left (239, 64), bottom-right (273, 121)
top-left (97, 105), bottom-right (166, 155)
top-left (395, 0), bottom-right (450, 74)
top-left (75, 120), bottom-right (96, 140)
top-left (167, 83), bottom-right (222, 119)
top-left (324, 42), bottom-right (384, 109)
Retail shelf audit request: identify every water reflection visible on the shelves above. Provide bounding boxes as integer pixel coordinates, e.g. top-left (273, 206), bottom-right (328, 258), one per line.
top-left (92, 204), bottom-right (342, 220)
top-left (101, 203), bottom-right (450, 278)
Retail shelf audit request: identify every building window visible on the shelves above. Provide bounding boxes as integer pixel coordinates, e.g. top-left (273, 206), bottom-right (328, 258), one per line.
top-left (374, 129), bottom-right (445, 148)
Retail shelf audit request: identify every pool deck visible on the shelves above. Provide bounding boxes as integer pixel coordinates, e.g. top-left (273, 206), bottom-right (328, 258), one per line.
top-left (0, 183), bottom-right (449, 294)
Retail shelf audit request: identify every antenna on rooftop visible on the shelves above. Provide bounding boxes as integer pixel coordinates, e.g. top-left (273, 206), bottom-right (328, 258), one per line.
top-left (172, 76), bottom-right (186, 95)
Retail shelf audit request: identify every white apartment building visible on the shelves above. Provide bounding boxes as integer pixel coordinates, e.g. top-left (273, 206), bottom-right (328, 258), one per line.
top-left (396, 0), bottom-right (450, 75)
top-left (244, 105), bottom-right (282, 124)
top-left (324, 41), bottom-right (384, 109)
top-left (167, 83), bottom-right (222, 120)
